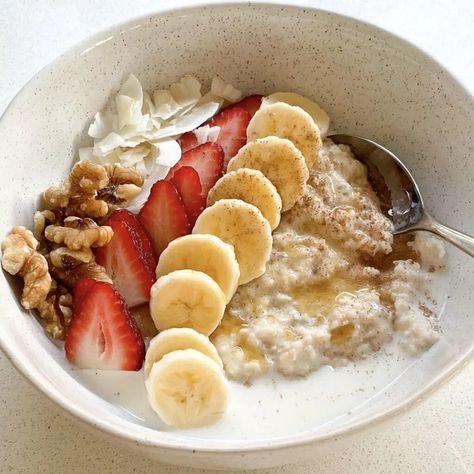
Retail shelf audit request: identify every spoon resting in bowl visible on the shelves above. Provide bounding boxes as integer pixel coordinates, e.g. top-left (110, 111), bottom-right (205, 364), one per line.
top-left (329, 134), bottom-right (474, 257)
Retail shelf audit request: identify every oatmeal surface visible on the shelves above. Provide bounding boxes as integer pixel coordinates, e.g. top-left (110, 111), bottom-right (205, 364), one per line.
top-left (212, 140), bottom-right (445, 383)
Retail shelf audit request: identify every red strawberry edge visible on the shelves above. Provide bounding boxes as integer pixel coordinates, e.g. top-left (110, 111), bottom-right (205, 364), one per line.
top-left (171, 166), bottom-right (205, 227)
top-left (138, 180), bottom-right (191, 257)
top-left (95, 218), bottom-right (156, 308)
top-left (166, 142), bottom-right (224, 198)
top-left (106, 209), bottom-right (157, 267)
top-left (225, 94), bottom-right (263, 117)
top-left (66, 278), bottom-right (145, 371)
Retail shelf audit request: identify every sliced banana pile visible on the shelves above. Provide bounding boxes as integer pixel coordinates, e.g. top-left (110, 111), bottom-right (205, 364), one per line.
top-left (156, 234), bottom-right (240, 303)
top-left (145, 328), bottom-right (227, 428)
top-left (145, 91), bottom-right (328, 429)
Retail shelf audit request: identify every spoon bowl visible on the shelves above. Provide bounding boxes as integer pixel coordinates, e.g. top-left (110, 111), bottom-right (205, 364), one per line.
top-left (329, 134), bottom-right (474, 257)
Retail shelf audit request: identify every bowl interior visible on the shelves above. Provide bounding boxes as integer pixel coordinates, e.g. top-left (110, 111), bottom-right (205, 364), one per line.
top-left (0, 3), bottom-right (473, 451)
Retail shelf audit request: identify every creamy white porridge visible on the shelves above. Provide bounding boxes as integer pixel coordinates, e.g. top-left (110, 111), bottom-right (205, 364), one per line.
top-left (212, 140), bottom-right (446, 383)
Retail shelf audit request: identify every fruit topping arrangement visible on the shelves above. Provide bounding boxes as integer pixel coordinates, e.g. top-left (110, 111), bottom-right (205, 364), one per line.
top-left (1, 74), bottom-right (326, 428)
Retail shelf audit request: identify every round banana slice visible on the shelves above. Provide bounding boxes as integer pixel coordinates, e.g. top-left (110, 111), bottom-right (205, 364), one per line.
top-left (193, 199), bottom-right (272, 285)
top-left (144, 328), bottom-right (222, 378)
top-left (150, 269), bottom-right (226, 335)
top-left (207, 169), bottom-right (282, 230)
top-left (262, 92), bottom-right (330, 136)
top-left (146, 349), bottom-right (228, 428)
top-left (227, 137), bottom-right (309, 212)
top-left (156, 234), bottom-right (239, 303)
top-left (247, 102), bottom-right (322, 168)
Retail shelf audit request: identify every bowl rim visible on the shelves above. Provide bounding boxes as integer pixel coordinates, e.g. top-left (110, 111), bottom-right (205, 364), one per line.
top-left (0, 0), bottom-right (473, 454)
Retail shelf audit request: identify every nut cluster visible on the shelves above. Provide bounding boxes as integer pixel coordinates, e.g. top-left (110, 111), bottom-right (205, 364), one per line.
top-left (1, 160), bottom-right (143, 339)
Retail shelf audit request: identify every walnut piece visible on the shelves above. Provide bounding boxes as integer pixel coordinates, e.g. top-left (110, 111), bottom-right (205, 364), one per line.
top-left (33, 210), bottom-right (57, 241)
top-left (45, 216), bottom-right (113, 250)
top-left (49, 246), bottom-right (94, 268)
top-left (37, 284), bottom-right (73, 339)
top-left (43, 160), bottom-right (109, 218)
top-left (1, 226), bottom-right (51, 310)
top-left (98, 163), bottom-right (144, 206)
top-left (50, 260), bottom-right (112, 290)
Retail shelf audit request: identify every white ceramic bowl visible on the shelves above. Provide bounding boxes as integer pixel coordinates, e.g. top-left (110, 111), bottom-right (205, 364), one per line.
top-left (0, 3), bottom-right (473, 470)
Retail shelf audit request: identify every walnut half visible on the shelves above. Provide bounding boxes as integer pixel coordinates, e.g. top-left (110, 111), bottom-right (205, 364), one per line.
top-left (45, 216), bottom-right (113, 250)
top-left (98, 164), bottom-right (144, 207)
top-left (43, 160), bottom-right (109, 218)
top-left (1, 227), bottom-right (51, 310)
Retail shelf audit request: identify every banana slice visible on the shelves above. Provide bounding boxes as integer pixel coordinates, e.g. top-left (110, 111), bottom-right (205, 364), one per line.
top-left (193, 199), bottom-right (272, 285)
top-left (227, 137), bottom-right (309, 212)
top-left (156, 234), bottom-right (239, 303)
top-left (150, 269), bottom-right (226, 335)
top-left (247, 102), bottom-right (322, 168)
top-left (207, 169), bottom-right (282, 230)
top-left (144, 328), bottom-right (222, 378)
top-left (262, 92), bottom-right (330, 136)
top-left (146, 349), bottom-right (228, 428)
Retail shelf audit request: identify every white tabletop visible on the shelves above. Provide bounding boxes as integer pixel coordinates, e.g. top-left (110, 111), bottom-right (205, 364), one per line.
top-left (0, 1), bottom-right (473, 472)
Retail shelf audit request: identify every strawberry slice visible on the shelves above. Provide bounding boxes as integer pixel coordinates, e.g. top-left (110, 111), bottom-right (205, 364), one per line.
top-left (178, 132), bottom-right (198, 154)
top-left (171, 166), bottom-right (205, 226)
top-left (65, 278), bottom-right (145, 371)
top-left (138, 180), bottom-right (190, 257)
top-left (166, 142), bottom-right (224, 197)
top-left (96, 217), bottom-right (156, 308)
top-left (72, 277), bottom-right (97, 314)
top-left (106, 209), bottom-right (157, 263)
top-left (225, 95), bottom-right (263, 117)
top-left (208, 107), bottom-right (251, 167)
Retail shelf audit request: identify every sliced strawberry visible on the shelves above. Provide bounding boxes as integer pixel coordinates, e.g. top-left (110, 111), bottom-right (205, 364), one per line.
top-left (208, 107), bottom-right (251, 167)
top-left (73, 277), bottom-right (97, 313)
top-left (171, 166), bottom-right (205, 226)
top-left (96, 218), bottom-right (156, 308)
top-left (138, 180), bottom-right (190, 257)
top-left (106, 209), bottom-right (157, 264)
top-left (225, 95), bottom-right (263, 117)
top-left (166, 142), bottom-right (224, 197)
top-left (178, 132), bottom-right (198, 153)
top-left (65, 278), bottom-right (145, 371)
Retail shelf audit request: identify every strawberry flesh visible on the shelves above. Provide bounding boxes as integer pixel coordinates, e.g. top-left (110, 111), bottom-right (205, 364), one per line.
top-left (166, 142), bottom-right (224, 197)
top-left (65, 278), bottom-right (145, 371)
top-left (106, 209), bottom-right (157, 263)
top-left (178, 132), bottom-right (198, 154)
top-left (96, 217), bottom-right (156, 308)
top-left (138, 180), bottom-right (190, 257)
top-left (72, 276), bottom-right (97, 315)
top-left (208, 107), bottom-right (251, 168)
top-left (171, 166), bottom-right (205, 227)
top-left (225, 95), bottom-right (263, 117)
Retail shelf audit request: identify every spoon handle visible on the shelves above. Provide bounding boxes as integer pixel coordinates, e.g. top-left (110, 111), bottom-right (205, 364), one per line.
top-left (421, 215), bottom-right (474, 258)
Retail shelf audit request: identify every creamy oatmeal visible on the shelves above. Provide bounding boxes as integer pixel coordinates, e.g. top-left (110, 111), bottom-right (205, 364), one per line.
top-left (212, 140), bottom-right (446, 383)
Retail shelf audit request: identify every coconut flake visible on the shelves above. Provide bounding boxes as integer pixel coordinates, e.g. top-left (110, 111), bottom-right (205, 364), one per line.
top-left (152, 139), bottom-right (182, 167)
top-left (115, 74), bottom-right (145, 129)
top-left (169, 75), bottom-right (202, 107)
top-left (193, 125), bottom-right (221, 145)
top-left (88, 111), bottom-right (117, 139)
top-left (119, 145), bottom-right (150, 168)
top-left (211, 76), bottom-right (242, 103)
top-left (147, 101), bottom-right (220, 140)
top-left (93, 132), bottom-right (145, 157)
top-left (124, 139), bottom-right (181, 212)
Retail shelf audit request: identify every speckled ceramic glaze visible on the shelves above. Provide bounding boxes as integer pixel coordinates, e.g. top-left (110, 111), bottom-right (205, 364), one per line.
top-left (0, 3), bottom-right (473, 470)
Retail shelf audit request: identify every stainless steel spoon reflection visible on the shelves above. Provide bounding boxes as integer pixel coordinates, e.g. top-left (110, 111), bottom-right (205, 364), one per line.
top-left (329, 134), bottom-right (474, 257)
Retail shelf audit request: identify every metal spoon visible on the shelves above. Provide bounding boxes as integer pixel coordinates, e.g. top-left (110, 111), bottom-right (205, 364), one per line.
top-left (329, 134), bottom-right (474, 257)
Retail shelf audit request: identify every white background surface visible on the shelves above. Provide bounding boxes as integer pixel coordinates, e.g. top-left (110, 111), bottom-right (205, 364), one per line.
top-left (0, 0), bottom-right (473, 472)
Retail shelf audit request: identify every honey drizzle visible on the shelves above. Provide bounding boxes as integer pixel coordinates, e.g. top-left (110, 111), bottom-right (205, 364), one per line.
top-left (214, 234), bottom-right (420, 359)
top-left (211, 312), bottom-right (265, 363)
